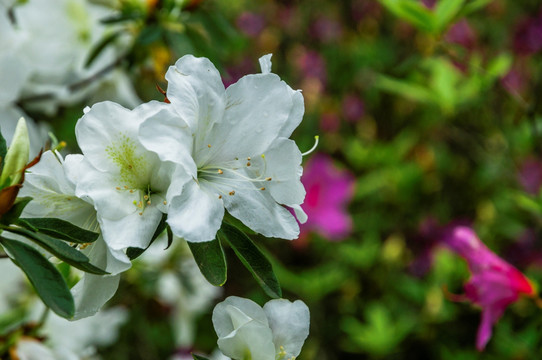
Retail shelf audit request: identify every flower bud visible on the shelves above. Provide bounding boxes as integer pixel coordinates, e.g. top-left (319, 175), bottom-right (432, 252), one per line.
top-left (1, 117), bottom-right (30, 187)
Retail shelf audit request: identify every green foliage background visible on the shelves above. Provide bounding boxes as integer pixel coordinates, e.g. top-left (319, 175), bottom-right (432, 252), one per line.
top-left (33, 0), bottom-right (542, 358)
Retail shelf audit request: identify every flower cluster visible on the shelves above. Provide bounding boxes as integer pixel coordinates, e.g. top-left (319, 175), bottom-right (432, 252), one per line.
top-left (20, 54), bottom-right (307, 324)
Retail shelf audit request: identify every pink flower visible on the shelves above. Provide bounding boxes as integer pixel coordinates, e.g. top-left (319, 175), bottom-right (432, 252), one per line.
top-left (309, 15), bottom-right (343, 43)
top-left (298, 154), bottom-right (355, 241)
top-left (517, 157), bottom-right (542, 195)
top-left (442, 226), bottom-right (535, 351)
top-left (294, 49), bottom-right (327, 86)
top-left (341, 94), bottom-right (365, 123)
top-left (513, 10), bottom-right (542, 55)
top-left (236, 11), bottom-right (266, 38)
top-left (445, 19), bottom-right (476, 50)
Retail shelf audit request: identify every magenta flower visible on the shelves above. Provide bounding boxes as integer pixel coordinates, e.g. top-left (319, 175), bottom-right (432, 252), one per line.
top-left (298, 154), bottom-right (355, 241)
top-left (442, 226), bottom-right (535, 351)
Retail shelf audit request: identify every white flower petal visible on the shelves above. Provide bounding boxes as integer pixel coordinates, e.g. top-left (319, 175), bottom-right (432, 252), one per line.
top-left (216, 320), bottom-right (275, 360)
top-left (263, 299), bottom-right (310, 359)
top-left (252, 138), bottom-right (305, 206)
top-left (209, 74), bottom-right (293, 164)
top-left (222, 183), bottom-right (299, 240)
top-left (259, 54), bottom-right (273, 74)
top-left (212, 296), bottom-right (269, 338)
top-left (71, 273), bottom-right (120, 320)
top-left (139, 107), bottom-right (196, 177)
top-left (74, 158), bottom-right (136, 221)
top-left (167, 180), bottom-right (224, 242)
top-left (99, 205), bottom-right (164, 250)
top-left (165, 55), bottom-right (226, 135)
top-left (15, 340), bottom-right (59, 360)
top-left (75, 101), bottom-right (164, 176)
top-left (21, 151), bottom-right (97, 227)
top-left (291, 204), bottom-right (308, 224)
top-left (278, 89), bottom-right (304, 139)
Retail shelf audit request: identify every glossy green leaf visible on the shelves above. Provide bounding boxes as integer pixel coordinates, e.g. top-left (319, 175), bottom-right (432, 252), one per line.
top-left (187, 238), bottom-right (227, 286)
top-left (4, 226), bottom-right (107, 275)
top-left (219, 222), bottom-right (281, 298)
top-left (0, 237), bottom-right (74, 318)
top-left (18, 217), bottom-right (99, 244)
top-left (126, 213), bottom-right (168, 260)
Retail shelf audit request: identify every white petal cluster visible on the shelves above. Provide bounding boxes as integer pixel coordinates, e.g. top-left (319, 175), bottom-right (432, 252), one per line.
top-left (20, 150), bottom-right (131, 319)
top-left (212, 296), bottom-right (310, 360)
top-left (0, 0), bottom-right (139, 115)
top-left (140, 54), bottom-right (307, 242)
top-left (71, 54), bottom-right (306, 248)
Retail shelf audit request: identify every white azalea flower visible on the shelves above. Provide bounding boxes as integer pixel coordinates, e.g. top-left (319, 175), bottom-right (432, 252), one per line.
top-left (11, 0), bottom-right (136, 113)
top-left (212, 296), bottom-right (310, 360)
top-left (0, 8), bottom-right (31, 105)
top-left (139, 54), bottom-right (306, 242)
top-left (74, 101), bottom-right (188, 251)
top-left (14, 305), bottom-right (127, 360)
top-left (20, 150), bottom-right (131, 319)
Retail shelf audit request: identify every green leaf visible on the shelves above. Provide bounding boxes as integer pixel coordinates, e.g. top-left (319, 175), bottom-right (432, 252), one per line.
top-left (4, 226), bottom-right (107, 275)
top-left (0, 237), bottom-right (74, 318)
top-left (458, 0), bottom-right (493, 16)
top-left (219, 222), bottom-right (281, 298)
top-left (374, 74), bottom-right (435, 104)
top-left (85, 30), bottom-right (123, 68)
top-left (0, 197), bottom-right (32, 225)
top-left (18, 218), bottom-right (99, 244)
top-left (434, 0), bottom-right (465, 32)
top-left (187, 238), bottom-right (227, 286)
top-left (192, 355), bottom-right (211, 360)
top-left (378, 0), bottom-right (435, 33)
top-left (0, 126), bottom-right (6, 166)
top-left (126, 213), bottom-right (168, 260)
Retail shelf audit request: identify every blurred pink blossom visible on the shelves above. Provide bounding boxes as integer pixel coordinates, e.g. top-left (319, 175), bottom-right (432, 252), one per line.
top-left (421, 0), bottom-right (436, 9)
top-left (445, 19), bottom-right (477, 49)
top-left (517, 157), bottom-right (542, 195)
top-left (319, 112), bottom-right (341, 132)
top-left (442, 226), bottom-right (534, 351)
top-left (309, 16), bottom-right (343, 43)
top-left (513, 10), bottom-right (542, 55)
top-left (298, 154), bottom-right (355, 241)
top-left (236, 11), bottom-right (266, 38)
top-left (342, 94), bottom-right (365, 123)
top-left (501, 67), bottom-right (529, 96)
top-left (295, 49), bottom-right (327, 86)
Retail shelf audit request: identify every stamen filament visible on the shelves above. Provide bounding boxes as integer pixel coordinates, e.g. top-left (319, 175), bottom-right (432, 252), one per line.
top-left (302, 135), bottom-right (319, 156)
